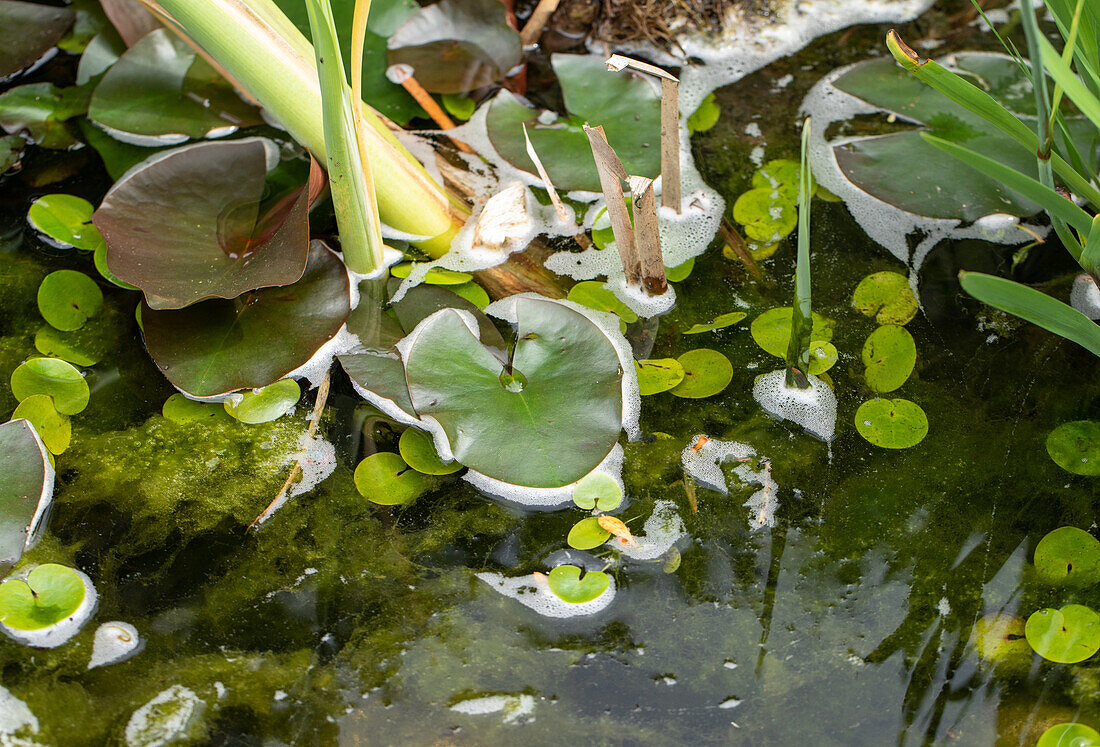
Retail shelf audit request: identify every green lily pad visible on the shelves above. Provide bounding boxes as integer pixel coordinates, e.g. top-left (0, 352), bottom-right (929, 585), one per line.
top-left (88, 28), bottom-right (260, 141)
top-left (10, 358), bottom-right (89, 415)
top-left (141, 242), bottom-right (350, 398)
top-left (403, 297), bottom-right (623, 488)
top-left (862, 325), bottom-right (916, 393)
top-left (449, 281), bottom-right (490, 309)
top-left (572, 473), bottom-right (622, 511)
top-left (670, 349), bottom-right (733, 399)
top-left (33, 312), bottom-right (123, 367)
top-left (0, 0), bottom-right (74, 79)
top-left (750, 308), bottom-right (835, 359)
top-left (732, 188), bottom-right (797, 243)
top-left (385, 280), bottom-right (506, 352)
top-left (635, 358), bottom-right (684, 396)
top-left (665, 258), bottom-right (695, 283)
top-left (567, 517), bottom-right (612, 549)
top-left (1034, 527), bottom-right (1100, 587)
top-left (567, 281), bottom-right (639, 324)
top-left (683, 311), bottom-right (747, 334)
top-left (751, 159), bottom-right (800, 201)
top-left (0, 564), bottom-right (85, 631)
top-left (807, 340), bottom-right (838, 375)
top-left (12, 395), bottom-right (70, 455)
top-left (353, 451), bottom-right (434, 505)
top-left (1037, 724), bottom-right (1100, 747)
top-left (398, 427), bottom-right (461, 475)
top-left (485, 54), bottom-right (660, 192)
top-left (442, 93), bottom-right (476, 121)
top-left (0, 134), bottom-right (24, 174)
top-left (1046, 421), bottom-right (1100, 477)
top-left (0, 82), bottom-right (88, 150)
top-left (547, 564), bottom-right (609, 603)
top-left (93, 138), bottom-right (311, 310)
top-left (27, 194), bottom-right (105, 252)
top-left (972, 612), bottom-right (1031, 669)
top-left (0, 420), bottom-right (52, 574)
top-left (223, 379), bottom-right (300, 424)
top-left (852, 271), bottom-right (918, 325)
top-left (162, 393), bottom-right (232, 425)
top-left (1025, 604), bottom-right (1100, 664)
top-left (390, 263), bottom-right (473, 286)
top-left (854, 398), bottom-right (928, 449)
top-left (37, 270), bottom-right (103, 332)
top-left (687, 93), bottom-right (720, 134)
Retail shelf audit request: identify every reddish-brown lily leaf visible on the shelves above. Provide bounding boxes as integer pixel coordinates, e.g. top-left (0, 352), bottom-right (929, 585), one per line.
top-left (141, 241), bottom-right (350, 398)
top-left (0, 1), bottom-right (73, 80)
top-left (93, 138), bottom-right (311, 310)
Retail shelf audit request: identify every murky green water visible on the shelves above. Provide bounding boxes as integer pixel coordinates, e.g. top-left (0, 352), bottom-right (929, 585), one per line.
top-left (2, 7), bottom-right (1099, 746)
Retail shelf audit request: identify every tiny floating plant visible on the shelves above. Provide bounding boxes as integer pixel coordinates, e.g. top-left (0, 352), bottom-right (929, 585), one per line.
top-left (0, 563), bottom-right (98, 648)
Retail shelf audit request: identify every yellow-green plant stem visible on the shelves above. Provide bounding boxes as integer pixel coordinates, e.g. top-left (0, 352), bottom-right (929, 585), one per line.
top-left (150, 0), bottom-right (463, 257)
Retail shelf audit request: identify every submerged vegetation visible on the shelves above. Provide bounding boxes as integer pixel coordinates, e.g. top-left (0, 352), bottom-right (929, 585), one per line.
top-left (0, 0), bottom-right (1098, 742)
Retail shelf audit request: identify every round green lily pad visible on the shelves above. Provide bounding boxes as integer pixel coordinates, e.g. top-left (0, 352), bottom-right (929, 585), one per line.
top-left (27, 194), bottom-right (105, 252)
top-left (972, 612), bottom-right (1031, 669)
top-left (861, 325), bottom-right (916, 393)
top-left (353, 452), bottom-right (434, 505)
top-left (670, 349), bottom-right (733, 399)
top-left (567, 517), bottom-right (612, 550)
top-left (10, 358), bottom-right (89, 415)
top-left (687, 93), bottom-right (720, 134)
top-left (807, 340), bottom-right (838, 375)
top-left (1025, 604), bottom-right (1100, 664)
top-left (223, 379), bottom-right (300, 424)
top-left (37, 270), bottom-right (103, 332)
top-left (683, 311), bottom-right (747, 334)
top-left (12, 395), bottom-right (70, 455)
top-left (732, 188), bottom-right (797, 243)
top-left (751, 159), bottom-right (800, 201)
top-left (547, 564), bottom-right (609, 603)
top-left (852, 271), bottom-right (918, 325)
top-left (162, 393), bottom-right (231, 424)
top-left (854, 398), bottom-right (928, 449)
top-left (572, 473), bottom-right (622, 511)
top-left (0, 564), bottom-right (85, 630)
top-left (1046, 421), bottom-right (1100, 477)
top-left (399, 428), bottom-right (461, 476)
top-left (1037, 724), bottom-right (1100, 747)
top-left (34, 326), bottom-right (102, 367)
top-left (635, 358), bottom-right (685, 396)
top-left (750, 307), bottom-right (835, 359)
top-left (567, 281), bottom-right (639, 323)
top-left (1034, 527), bottom-right (1100, 587)
top-left (390, 263), bottom-right (473, 286)
top-left (665, 258), bottom-right (694, 283)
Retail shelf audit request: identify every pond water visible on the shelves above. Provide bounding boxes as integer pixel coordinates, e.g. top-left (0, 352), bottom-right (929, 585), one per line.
top-left (1, 1), bottom-right (1099, 745)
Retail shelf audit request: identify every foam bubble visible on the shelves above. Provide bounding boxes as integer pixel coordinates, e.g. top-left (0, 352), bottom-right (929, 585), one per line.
top-left (88, 622), bottom-right (143, 670)
top-left (680, 435), bottom-right (780, 529)
top-left (0, 686), bottom-right (37, 737)
top-left (124, 685), bottom-right (205, 747)
top-left (0, 567), bottom-right (98, 649)
top-left (476, 569), bottom-right (616, 618)
top-left (612, 500), bottom-right (686, 560)
top-left (450, 694), bottom-right (536, 724)
top-left (1071, 273), bottom-right (1100, 320)
top-left (752, 369), bottom-right (836, 442)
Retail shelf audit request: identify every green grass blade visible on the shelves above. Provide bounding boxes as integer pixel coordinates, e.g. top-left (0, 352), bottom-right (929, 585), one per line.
top-left (1084, 213), bottom-right (1100, 275)
top-left (305, 0), bottom-right (384, 274)
top-left (785, 118), bottom-right (813, 386)
top-left (1040, 34), bottom-right (1100, 128)
top-left (959, 271), bottom-right (1100, 357)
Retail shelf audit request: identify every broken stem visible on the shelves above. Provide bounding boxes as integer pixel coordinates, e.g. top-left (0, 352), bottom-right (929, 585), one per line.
top-left (386, 64), bottom-right (474, 154)
top-left (519, 0), bottom-right (561, 46)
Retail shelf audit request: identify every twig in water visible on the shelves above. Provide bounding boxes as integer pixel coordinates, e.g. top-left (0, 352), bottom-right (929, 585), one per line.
top-left (519, 0), bottom-right (561, 46)
top-left (385, 64), bottom-right (474, 153)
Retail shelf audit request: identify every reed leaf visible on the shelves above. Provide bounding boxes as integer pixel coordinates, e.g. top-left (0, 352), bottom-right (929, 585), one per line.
top-left (785, 118), bottom-right (813, 386)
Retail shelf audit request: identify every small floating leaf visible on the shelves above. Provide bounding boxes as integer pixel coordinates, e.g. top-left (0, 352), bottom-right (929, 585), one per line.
top-left (634, 358), bottom-right (684, 396)
top-left (854, 398), bottom-right (928, 449)
top-left (442, 93), bottom-right (476, 121)
top-left (862, 325), bottom-right (916, 393)
top-left (751, 159), bottom-right (800, 201)
top-left (162, 393), bottom-right (231, 425)
top-left (353, 452), bottom-right (434, 505)
top-left (12, 395), bottom-right (70, 455)
top-left (1046, 421), bottom-right (1100, 477)
top-left (34, 325), bottom-right (104, 367)
top-left (687, 93), bottom-right (720, 134)
top-left (37, 270), bottom-right (103, 332)
top-left (806, 340), bottom-right (838, 375)
top-left (398, 428), bottom-right (461, 476)
top-left (0, 82), bottom-right (88, 150)
top-left (683, 311), bottom-right (747, 334)
top-left (547, 564), bottom-right (609, 603)
top-left (572, 472), bottom-right (622, 511)
top-left (1034, 527), bottom-right (1100, 587)
top-left (27, 194), bottom-right (104, 252)
top-left (670, 349), bottom-right (733, 399)
top-left (1025, 604), bottom-right (1100, 664)
top-left (665, 258), bottom-right (694, 283)
top-left (390, 263), bottom-right (473, 286)
top-left (10, 358), bottom-right (89, 415)
top-left (449, 281), bottom-right (490, 310)
top-left (567, 280), bottom-right (639, 323)
top-left (731, 188), bottom-right (796, 243)
top-left (567, 517), bottom-right (611, 550)
top-left (972, 612), bottom-right (1031, 668)
top-left (1037, 724), bottom-right (1100, 747)
top-left (223, 379), bottom-right (300, 424)
top-left (852, 271), bottom-right (918, 325)
top-left (0, 564), bottom-right (85, 631)
top-left (750, 307), bottom-right (834, 359)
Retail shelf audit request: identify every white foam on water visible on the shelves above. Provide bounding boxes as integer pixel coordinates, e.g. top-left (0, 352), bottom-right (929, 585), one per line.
top-left (124, 685), bottom-right (205, 747)
top-left (680, 435), bottom-right (780, 530)
top-left (0, 686), bottom-right (37, 737)
top-left (476, 570), bottom-right (616, 618)
top-left (737, 460), bottom-right (780, 530)
top-left (752, 369), bottom-right (836, 442)
top-left (612, 500), bottom-right (687, 560)
top-left (88, 622), bottom-right (143, 670)
top-left (1071, 273), bottom-right (1100, 320)
top-left (288, 433), bottom-right (337, 499)
top-left (0, 568), bottom-right (98, 649)
top-left (449, 694), bottom-right (536, 724)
